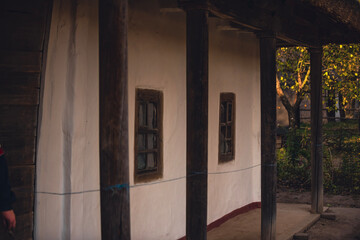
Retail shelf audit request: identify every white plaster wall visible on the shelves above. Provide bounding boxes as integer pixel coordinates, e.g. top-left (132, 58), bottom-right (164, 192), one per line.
top-left (207, 19), bottom-right (261, 224)
top-left (34, 0), bottom-right (261, 239)
top-left (35, 0), bottom-right (101, 239)
top-left (128, 1), bottom-right (187, 239)
top-left (128, 1), bottom-right (261, 239)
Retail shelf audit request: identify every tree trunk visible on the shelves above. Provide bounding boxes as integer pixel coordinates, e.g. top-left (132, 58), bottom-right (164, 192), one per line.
top-left (276, 75), bottom-right (305, 130)
top-left (354, 99), bottom-right (360, 132)
top-left (327, 89), bottom-right (336, 122)
top-left (295, 104), bottom-right (301, 128)
top-left (288, 106), bottom-right (299, 130)
top-left (338, 93), bottom-right (345, 121)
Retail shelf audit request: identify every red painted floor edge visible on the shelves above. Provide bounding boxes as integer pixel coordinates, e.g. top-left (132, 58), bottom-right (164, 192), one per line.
top-left (178, 201), bottom-right (261, 240)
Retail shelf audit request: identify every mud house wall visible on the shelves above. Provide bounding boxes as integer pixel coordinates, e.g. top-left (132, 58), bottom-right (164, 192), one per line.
top-left (35, 0), bottom-right (261, 239)
top-left (207, 19), bottom-right (261, 224)
top-left (35, 0), bottom-right (101, 239)
top-left (128, 1), bottom-right (187, 239)
top-left (128, 1), bottom-right (261, 239)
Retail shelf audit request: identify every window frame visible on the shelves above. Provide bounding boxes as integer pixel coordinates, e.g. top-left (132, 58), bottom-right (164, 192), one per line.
top-left (134, 88), bottom-right (163, 183)
top-left (218, 92), bottom-right (236, 163)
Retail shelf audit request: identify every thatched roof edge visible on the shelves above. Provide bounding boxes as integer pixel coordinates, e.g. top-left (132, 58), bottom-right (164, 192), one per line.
top-left (305, 0), bottom-right (360, 32)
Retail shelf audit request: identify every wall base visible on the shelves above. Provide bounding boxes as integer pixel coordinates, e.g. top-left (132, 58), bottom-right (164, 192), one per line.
top-left (178, 202), bottom-right (261, 240)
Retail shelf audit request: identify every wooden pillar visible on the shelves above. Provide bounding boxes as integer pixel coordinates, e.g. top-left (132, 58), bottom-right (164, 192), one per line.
top-left (310, 47), bottom-right (323, 214)
top-left (99, 0), bottom-right (130, 239)
top-left (259, 33), bottom-right (277, 240)
top-left (185, 7), bottom-right (209, 240)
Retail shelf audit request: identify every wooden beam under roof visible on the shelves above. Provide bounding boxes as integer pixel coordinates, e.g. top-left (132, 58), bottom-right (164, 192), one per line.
top-left (178, 0), bottom-right (360, 46)
top-left (159, 0), bottom-right (183, 12)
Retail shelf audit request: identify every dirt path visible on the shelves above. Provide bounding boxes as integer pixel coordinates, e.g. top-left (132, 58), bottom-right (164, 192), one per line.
top-left (277, 188), bottom-right (360, 208)
top-left (307, 207), bottom-right (360, 240)
top-left (277, 189), bottom-right (360, 239)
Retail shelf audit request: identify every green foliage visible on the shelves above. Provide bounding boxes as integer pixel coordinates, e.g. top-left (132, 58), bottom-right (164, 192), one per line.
top-left (277, 47), bottom-right (310, 94)
top-left (323, 120), bottom-right (359, 152)
top-left (277, 121), bottom-right (360, 194)
top-left (276, 44), bottom-right (360, 194)
top-left (332, 133), bottom-right (360, 193)
top-left (277, 127), bottom-right (311, 189)
top-left (323, 44), bottom-right (360, 111)
top-left (276, 47), bottom-right (311, 129)
top-left (277, 44), bottom-right (360, 119)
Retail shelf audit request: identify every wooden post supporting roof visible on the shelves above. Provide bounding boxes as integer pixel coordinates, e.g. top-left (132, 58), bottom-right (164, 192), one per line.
top-left (99, 0), bottom-right (131, 239)
top-left (185, 6), bottom-right (209, 240)
top-left (259, 33), bottom-right (277, 240)
top-left (310, 47), bottom-right (324, 214)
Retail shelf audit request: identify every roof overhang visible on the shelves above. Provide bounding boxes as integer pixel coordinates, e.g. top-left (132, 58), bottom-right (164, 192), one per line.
top-left (178, 0), bottom-right (360, 47)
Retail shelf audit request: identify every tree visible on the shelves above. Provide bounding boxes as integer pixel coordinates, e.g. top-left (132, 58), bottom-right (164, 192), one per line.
top-left (277, 44), bottom-right (360, 129)
top-left (276, 47), bottom-right (310, 130)
top-left (322, 44), bottom-right (360, 123)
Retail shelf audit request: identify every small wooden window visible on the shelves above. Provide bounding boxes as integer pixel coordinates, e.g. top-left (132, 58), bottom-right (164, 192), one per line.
top-left (135, 89), bottom-right (163, 183)
top-left (219, 93), bottom-right (235, 162)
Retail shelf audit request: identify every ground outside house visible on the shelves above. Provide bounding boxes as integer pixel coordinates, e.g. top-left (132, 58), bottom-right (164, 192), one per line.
top-left (277, 188), bottom-right (360, 240)
top-left (273, 119), bottom-right (360, 239)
